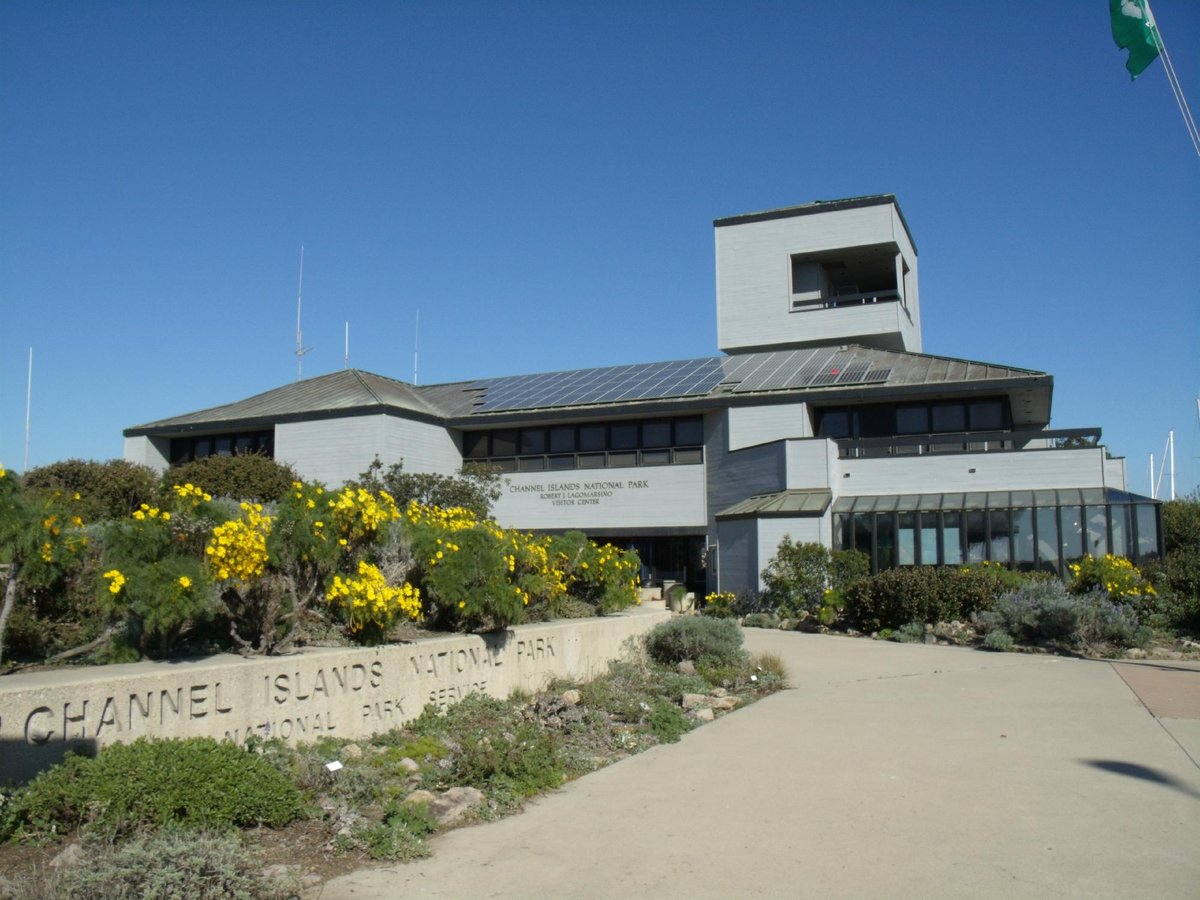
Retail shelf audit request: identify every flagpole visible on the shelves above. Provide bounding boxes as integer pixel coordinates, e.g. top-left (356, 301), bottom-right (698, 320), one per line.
top-left (1143, 0), bottom-right (1200, 156)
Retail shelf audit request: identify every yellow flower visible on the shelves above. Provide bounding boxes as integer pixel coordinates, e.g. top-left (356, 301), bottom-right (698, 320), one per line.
top-left (178, 575), bottom-right (192, 589)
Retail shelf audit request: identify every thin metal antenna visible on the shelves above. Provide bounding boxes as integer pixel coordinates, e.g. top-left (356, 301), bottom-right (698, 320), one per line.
top-left (344, 321), bottom-right (349, 369)
top-left (23, 347), bottom-right (32, 471)
top-left (295, 246), bottom-right (310, 380)
top-left (413, 308), bottom-right (420, 385)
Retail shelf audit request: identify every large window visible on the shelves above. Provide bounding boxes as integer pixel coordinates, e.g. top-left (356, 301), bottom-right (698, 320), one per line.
top-left (815, 397), bottom-right (1011, 441)
top-left (462, 415), bottom-right (704, 472)
top-left (834, 491), bottom-right (1161, 576)
top-left (169, 429), bottom-right (273, 465)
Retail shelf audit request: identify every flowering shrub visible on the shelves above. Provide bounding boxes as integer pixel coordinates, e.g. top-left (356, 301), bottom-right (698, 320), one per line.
top-left (546, 533), bottom-right (640, 616)
top-left (326, 559), bottom-right (421, 641)
top-left (973, 578), bottom-right (1150, 650)
top-left (206, 503), bottom-right (271, 584)
top-left (1068, 554), bottom-right (1154, 602)
top-left (328, 486), bottom-right (400, 551)
top-left (702, 592), bottom-right (738, 618)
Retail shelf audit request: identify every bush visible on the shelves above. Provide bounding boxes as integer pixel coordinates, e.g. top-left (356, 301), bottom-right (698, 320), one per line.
top-left (1143, 495), bottom-right (1200, 632)
top-left (49, 829), bottom-right (298, 899)
top-left (644, 617), bottom-right (747, 669)
top-left (166, 455), bottom-right (300, 504)
top-left (829, 549), bottom-right (870, 591)
top-left (982, 631), bottom-right (1014, 652)
top-left (354, 458), bottom-right (502, 520)
top-left (22, 459), bottom-right (159, 523)
top-left (973, 580), bottom-right (1150, 650)
top-left (0, 737), bottom-right (304, 841)
top-left (760, 538), bottom-right (829, 617)
top-left (700, 591), bottom-right (737, 618)
top-left (842, 566), bottom-right (999, 632)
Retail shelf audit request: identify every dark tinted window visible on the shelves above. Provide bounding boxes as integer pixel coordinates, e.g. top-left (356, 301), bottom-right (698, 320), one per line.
top-left (931, 402), bottom-right (966, 433)
top-left (579, 424), bottom-right (607, 451)
top-left (641, 420), bottom-right (671, 448)
top-left (549, 426), bottom-right (576, 453)
top-left (491, 429), bottom-right (517, 456)
top-left (463, 432), bottom-right (489, 458)
top-left (519, 428), bottom-right (546, 455)
top-left (675, 416), bottom-right (703, 445)
top-left (610, 422), bottom-right (639, 451)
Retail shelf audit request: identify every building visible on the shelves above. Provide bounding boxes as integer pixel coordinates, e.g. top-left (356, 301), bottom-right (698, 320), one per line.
top-left (124, 195), bottom-right (1161, 595)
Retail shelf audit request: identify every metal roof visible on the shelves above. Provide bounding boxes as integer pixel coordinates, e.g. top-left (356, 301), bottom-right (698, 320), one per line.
top-left (126, 369), bottom-right (439, 433)
top-left (832, 487), bottom-right (1157, 513)
top-left (125, 345), bottom-right (1050, 435)
top-left (716, 489), bottom-right (833, 519)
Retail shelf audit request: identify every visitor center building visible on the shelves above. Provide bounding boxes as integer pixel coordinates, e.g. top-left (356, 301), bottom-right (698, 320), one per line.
top-left (125, 195), bottom-right (1161, 595)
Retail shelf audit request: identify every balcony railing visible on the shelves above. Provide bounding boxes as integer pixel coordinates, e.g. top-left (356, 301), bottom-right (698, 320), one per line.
top-left (834, 428), bottom-right (1101, 460)
top-left (484, 446), bottom-right (704, 473)
top-left (790, 289), bottom-right (901, 313)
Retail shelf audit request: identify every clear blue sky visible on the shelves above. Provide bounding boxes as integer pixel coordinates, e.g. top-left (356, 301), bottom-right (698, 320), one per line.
top-left (2, 1), bottom-right (1197, 496)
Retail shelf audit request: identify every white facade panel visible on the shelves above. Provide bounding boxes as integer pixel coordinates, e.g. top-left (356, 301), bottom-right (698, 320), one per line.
top-left (123, 435), bottom-right (169, 472)
top-left (838, 448), bottom-right (1109, 496)
top-left (727, 403), bottom-right (810, 451)
top-left (276, 416), bottom-right (386, 487)
top-left (382, 417), bottom-right (462, 477)
top-left (1104, 456), bottom-right (1128, 491)
top-left (492, 465), bottom-right (706, 531)
top-left (706, 412), bottom-right (787, 530)
top-left (784, 438), bottom-right (837, 490)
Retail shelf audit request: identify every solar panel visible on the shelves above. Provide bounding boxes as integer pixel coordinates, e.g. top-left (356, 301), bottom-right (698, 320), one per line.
top-left (470, 349), bottom-right (892, 412)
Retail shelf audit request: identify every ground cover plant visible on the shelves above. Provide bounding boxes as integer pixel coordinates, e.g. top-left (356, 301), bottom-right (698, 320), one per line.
top-left (0, 625), bottom-right (788, 895)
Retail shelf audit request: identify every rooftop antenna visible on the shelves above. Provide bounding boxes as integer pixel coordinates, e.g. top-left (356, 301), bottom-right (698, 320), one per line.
top-left (344, 321), bottom-right (349, 369)
top-left (294, 246), bottom-right (310, 381)
top-left (23, 347), bottom-right (32, 471)
top-left (413, 308), bottom-right (419, 385)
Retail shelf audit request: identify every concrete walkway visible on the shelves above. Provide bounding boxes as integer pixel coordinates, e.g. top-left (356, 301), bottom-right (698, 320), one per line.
top-left (317, 632), bottom-right (1200, 899)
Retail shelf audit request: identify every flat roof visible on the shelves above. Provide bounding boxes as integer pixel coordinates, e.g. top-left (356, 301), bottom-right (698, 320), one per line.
top-left (713, 194), bottom-right (917, 255)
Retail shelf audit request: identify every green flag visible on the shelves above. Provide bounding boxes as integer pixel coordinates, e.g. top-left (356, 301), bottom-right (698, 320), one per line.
top-left (1110, 0), bottom-right (1161, 79)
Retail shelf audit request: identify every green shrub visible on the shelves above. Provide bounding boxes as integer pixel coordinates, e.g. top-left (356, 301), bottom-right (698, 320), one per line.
top-left (340, 798), bottom-right (437, 861)
top-left (742, 612), bottom-right (780, 629)
top-left (829, 548), bottom-right (870, 591)
top-left (644, 617), bottom-right (747, 669)
top-left (647, 699), bottom-right (692, 743)
top-left (973, 581), bottom-right (1150, 650)
top-left (1143, 495), bottom-right (1200, 632)
top-left (700, 591), bottom-right (737, 618)
top-left (761, 538), bottom-right (830, 617)
top-left (49, 829), bottom-right (298, 899)
top-left (22, 459), bottom-right (159, 523)
top-left (354, 458), bottom-right (502, 520)
top-left (1, 738), bottom-right (304, 841)
top-left (888, 621), bottom-right (926, 643)
top-left (842, 566), bottom-right (999, 631)
top-left (166, 455), bottom-right (300, 504)
top-left (982, 631), bottom-right (1014, 652)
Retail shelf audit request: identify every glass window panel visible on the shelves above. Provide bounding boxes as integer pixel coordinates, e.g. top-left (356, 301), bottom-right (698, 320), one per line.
top-left (1111, 505), bottom-right (1132, 558)
top-left (518, 457), bottom-right (546, 472)
top-left (989, 509), bottom-right (1012, 563)
top-left (491, 429), bottom-right (517, 457)
top-left (931, 402), bottom-right (966, 433)
top-left (1135, 504), bottom-right (1158, 559)
top-left (834, 514), bottom-right (852, 551)
top-left (642, 420), bottom-right (671, 448)
top-left (943, 511), bottom-right (964, 565)
top-left (463, 432), bottom-right (489, 459)
top-left (859, 405), bottom-right (890, 438)
top-left (969, 399), bottom-right (1005, 431)
top-left (214, 436), bottom-right (232, 457)
top-left (610, 422), bottom-right (639, 451)
top-left (608, 451), bottom-right (637, 467)
top-left (235, 435), bottom-right (255, 455)
top-left (548, 455), bottom-right (575, 470)
top-left (673, 447), bottom-right (703, 464)
top-left (820, 409), bottom-right (851, 438)
top-left (519, 428), bottom-right (546, 455)
top-left (1086, 506), bottom-right (1108, 556)
top-left (966, 510), bottom-right (986, 562)
top-left (854, 515), bottom-right (874, 570)
top-left (577, 452), bottom-right (607, 469)
top-left (1060, 506), bottom-right (1084, 562)
top-left (919, 512), bottom-right (939, 565)
top-left (641, 449), bottom-right (670, 466)
top-left (548, 426), bottom-right (576, 454)
top-left (875, 514), bottom-right (896, 570)
top-left (895, 404), bottom-right (929, 435)
top-left (1013, 508), bottom-right (1035, 568)
top-left (579, 424), bottom-right (606, 452)
top-left (675, 416), bottom-right (703, 446)
top-left (170, 439), bottom-right (190, 465)
top-left (897, 494), bottom-right (920, 511)
top-left (1036, 507), bottom-right (1059, 573)
top-left (259, 433), bottom-right (274, 458)
top-left (193, 437), bottom-right (211, 460)
top-left (898, 512), bottom-right (916, 565)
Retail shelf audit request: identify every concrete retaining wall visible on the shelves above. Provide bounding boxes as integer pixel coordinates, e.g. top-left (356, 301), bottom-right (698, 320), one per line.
top-left (0, 608), bottom-right (670, 784)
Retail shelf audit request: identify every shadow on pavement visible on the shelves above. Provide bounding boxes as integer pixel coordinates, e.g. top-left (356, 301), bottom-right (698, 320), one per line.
top-left (1080, 758), bottom-right (1200, 800)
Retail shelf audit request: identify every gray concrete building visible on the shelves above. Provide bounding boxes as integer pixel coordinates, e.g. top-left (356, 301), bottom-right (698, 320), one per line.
top-left (125, 196), bottom-right (1160, 595)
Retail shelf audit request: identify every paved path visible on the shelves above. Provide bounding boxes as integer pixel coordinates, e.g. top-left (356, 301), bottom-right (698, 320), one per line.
top-left (317, 633), bottom-right (1200, 899)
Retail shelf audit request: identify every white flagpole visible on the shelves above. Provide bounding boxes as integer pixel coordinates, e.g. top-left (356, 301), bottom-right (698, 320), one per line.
top-left (1144, 0), bottom-right (1200, 156)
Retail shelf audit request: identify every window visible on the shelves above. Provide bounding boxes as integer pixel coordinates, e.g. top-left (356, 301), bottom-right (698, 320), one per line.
top-left (549, 426), bottom-right (576, 453)
top-left (463, 432), bottom-right (489, 459)
top-left (168, 429), bottom-right (274, 465)
top-left (969, 399), bottom-right (1005, 431)
top-left (895, 405), bottom-right (929, 435)
top-left (610, 422), bottom-right (639, 451)
top-left (931, 402), bottom-right (966, 433)
top-left (675, 417), bottom-right (703, 446)
top-left (519, 428), bottom-right (546, 455)
top-left (641, 419), bottom-right (672, 448)
top-left (579, 424), bottom-right (607, 452)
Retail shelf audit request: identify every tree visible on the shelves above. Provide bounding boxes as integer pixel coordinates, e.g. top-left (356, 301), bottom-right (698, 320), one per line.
top-left (352, 459), bottom-right (502, 520)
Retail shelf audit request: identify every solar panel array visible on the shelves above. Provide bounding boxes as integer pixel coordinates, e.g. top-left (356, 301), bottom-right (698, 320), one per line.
top-left (470, 348), bottom-right (891, 413)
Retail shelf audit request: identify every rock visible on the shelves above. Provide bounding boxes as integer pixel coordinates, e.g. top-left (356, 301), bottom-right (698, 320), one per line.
top-left (677, 660), bottom-right (696, 676)
top-left (341, 743), bottom-right (363, 761)
top-left (405, 786), bottom-right (486, 826)
top-left (1124, 648), bottom-right (1148, 660)
top-left (49, 842), bottom-right (85, 869)
top-left (691, 707), bottom-right (715, 722)
top-left (399, 756), bottom-right (421, 774)
top-left (681, 692), bottom-right (709, 710)
top-left (709, 687), bottom-right (728, 698)
top-left (561, 689), bottom-right (582, 705)
top-left (404, 789), bottom-right (437, 807)
top-left (710, 696), bottom-right (739, 711)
